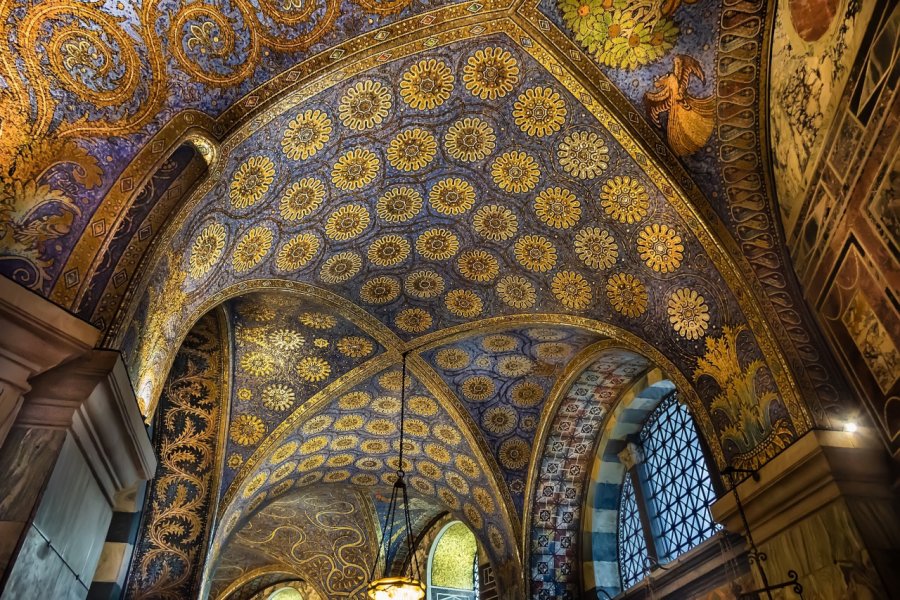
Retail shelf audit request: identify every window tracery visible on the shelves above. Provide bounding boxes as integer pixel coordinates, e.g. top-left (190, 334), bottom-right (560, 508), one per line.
top-left (616, 391), bottom-right (720, 591)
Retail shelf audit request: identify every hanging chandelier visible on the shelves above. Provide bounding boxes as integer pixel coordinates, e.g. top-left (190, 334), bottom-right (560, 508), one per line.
top-left (367, 352), bottom-right (426, 600)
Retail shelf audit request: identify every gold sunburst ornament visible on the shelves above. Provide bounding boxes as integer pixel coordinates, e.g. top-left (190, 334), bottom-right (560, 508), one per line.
top-left (367, 352), bottom-right (426, 600)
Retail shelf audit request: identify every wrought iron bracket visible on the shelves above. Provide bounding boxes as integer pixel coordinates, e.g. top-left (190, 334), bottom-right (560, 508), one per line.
top-left (724, 466), bottom-right (804, 600)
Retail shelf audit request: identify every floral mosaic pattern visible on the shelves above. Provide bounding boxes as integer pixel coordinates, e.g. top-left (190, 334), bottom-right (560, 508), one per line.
top-left (115, 37), bottom-right (803, 479)
top-left (222, 292), bottom-right (381, 491)
top-left (139, 41), bottom-right (740, 367)
top-left (128, 312), bottom-right (224, 599)
top-left (222, 365), bottom-right (517, 567)
top-left (153, 40), bottom-right (732, 346)
top-left (425, 326), bottom-right (603, 511)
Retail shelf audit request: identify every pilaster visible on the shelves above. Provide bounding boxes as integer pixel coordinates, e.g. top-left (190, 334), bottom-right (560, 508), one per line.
top-left (0, 348), bottom-right (156, 597)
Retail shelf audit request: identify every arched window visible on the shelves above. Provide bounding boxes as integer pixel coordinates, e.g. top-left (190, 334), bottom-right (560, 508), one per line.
top-left (427, 521), bottom-right (479, 600)
top-left (616, 391), bottom-right (720, 590)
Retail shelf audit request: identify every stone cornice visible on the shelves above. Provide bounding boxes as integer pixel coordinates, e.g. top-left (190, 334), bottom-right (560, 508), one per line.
top-left (711, 429), bottom-right (891, 546)
top-left (18, 350), bottom-right (156, 503)
top-left (0, 275), bottom-right (99, 445)
top-left (0, 276), bottom-right (99, 372)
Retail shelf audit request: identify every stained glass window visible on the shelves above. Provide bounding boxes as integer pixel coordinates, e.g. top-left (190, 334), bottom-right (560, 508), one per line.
top-left (616, 391), bottom-right (720, 590)
top-left (616, 474), bottom-right (649, 589)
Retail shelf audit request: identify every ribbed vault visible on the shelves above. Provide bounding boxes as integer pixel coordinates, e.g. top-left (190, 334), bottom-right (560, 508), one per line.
top-left (116, 34), bottom-right (810, 480)
top-left (0, 1), bottom-right (864, 598)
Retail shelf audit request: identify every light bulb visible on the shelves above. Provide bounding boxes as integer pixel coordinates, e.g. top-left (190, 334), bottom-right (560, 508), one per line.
top-left (843, 422), bottom-right (858, 433)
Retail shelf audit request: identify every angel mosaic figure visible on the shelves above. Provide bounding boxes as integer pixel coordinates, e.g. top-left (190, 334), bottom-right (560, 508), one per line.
top-left (645, 54), bottom-right (716, 156)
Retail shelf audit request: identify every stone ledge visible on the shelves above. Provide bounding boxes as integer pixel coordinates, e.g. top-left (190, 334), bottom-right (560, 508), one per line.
top-left (711, 429), bottom-right (892, 545)
top-left (0, 276), bottom-right (99, 446)
top-left (0, 276), bottom-right (98, 374)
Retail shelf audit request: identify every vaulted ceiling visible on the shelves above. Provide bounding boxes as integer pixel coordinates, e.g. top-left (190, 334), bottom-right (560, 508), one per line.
top-left (1, 0), bottom-right (860, 597)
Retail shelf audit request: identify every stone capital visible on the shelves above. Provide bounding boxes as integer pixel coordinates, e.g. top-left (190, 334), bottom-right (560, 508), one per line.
top-left (618, 442), bottom-right (643, 470)
top-left (0, 276), bottom-right (99, 445)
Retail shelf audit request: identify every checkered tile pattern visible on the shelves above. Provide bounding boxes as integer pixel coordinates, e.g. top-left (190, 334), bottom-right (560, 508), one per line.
top-left (528, 350), bottom-right (649, 599)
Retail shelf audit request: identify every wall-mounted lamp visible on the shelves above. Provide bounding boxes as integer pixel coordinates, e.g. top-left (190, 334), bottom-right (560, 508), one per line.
top-left (843, 422), bottom-right (858, 433)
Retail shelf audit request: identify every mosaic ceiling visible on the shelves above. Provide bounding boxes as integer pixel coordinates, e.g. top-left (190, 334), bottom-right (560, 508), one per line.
top-left (216, 319), bottom-right (520, 570)
top-left (117, 33), bottom-right (809, 479)
top-left (423, 326), bottom-right (604, 511)
top-left (221, 293), bottom-right (384, 491)
top-left (2, 1), bottom-right (865, 598)
top-left (132, 296), bottom-right (661, 598)
top-left (153, 34), bottom-right (733, 349)
top-left (1, 0), bottom-right (847, 435)
top-left (2, 0), bottom-right (723, 301)
top-left (209, 486), bottom-right (380, 600)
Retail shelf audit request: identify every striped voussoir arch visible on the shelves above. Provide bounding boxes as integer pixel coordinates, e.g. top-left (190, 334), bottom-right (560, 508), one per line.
top-left (581, 372), bottom-right (675, 599)
top-left (528, 349), bottom-right (650, 600)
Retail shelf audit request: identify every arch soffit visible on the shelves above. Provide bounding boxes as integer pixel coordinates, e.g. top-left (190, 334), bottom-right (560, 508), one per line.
top-left (580, 370), bottom-right (673, 596)
top-left (521, 338), bottom-right (639, 558)
top-left (525, 346), bottom-right (653, 598)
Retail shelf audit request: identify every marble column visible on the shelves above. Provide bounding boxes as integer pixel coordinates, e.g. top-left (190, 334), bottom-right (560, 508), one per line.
top-left (711, 429), bottom-right (900, 599)
top-left (0, 276), bottom-right (99, 448)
